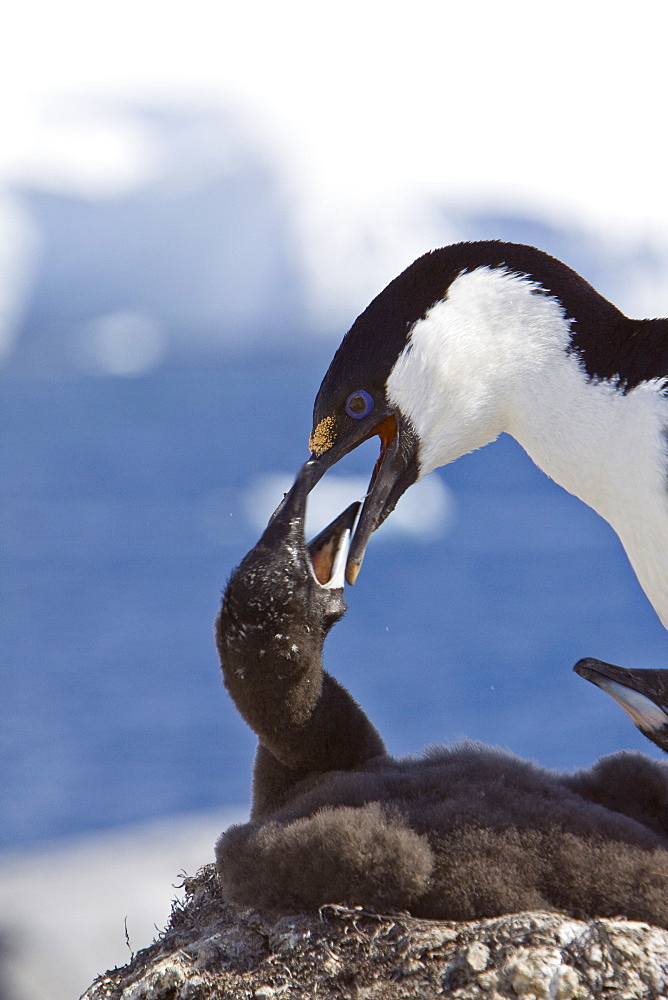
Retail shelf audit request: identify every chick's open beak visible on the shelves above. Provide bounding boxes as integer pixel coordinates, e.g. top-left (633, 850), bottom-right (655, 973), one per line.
top-left (302, 413), bottom-right (404, 585)
top-left (307, 501), bottom-right (360, 589)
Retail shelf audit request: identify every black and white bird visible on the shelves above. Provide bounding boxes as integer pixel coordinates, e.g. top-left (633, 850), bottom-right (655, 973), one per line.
top-left (303, 242), bottom-right (668, 632)
top-left (575, 657), bottom-right (668, 753)
top-left (215, 465), bottom-right (668, 924)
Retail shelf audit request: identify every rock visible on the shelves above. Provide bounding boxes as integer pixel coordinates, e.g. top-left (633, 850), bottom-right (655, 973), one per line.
top-left (82, 865), bottom-right (668, 1000)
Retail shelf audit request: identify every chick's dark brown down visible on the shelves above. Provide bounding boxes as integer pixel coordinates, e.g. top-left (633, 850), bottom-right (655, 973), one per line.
top-left (215, 467), bottom-right (668, 923)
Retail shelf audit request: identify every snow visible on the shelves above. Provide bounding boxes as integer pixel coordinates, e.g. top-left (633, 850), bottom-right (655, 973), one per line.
top-left (0, 809), bottom-right (247, 1000)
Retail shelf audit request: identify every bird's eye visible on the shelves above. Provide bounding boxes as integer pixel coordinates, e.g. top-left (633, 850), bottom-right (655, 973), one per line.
top-left (345, 390), bottom-right (374, 419)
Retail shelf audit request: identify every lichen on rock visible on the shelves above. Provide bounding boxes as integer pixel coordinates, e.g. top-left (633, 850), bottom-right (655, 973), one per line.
top-left (81, 864), bottom-right (668, 1000)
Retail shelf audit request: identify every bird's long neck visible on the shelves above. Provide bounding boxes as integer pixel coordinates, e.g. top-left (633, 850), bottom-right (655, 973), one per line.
top-left (388, 266), bottom-right (578, 474)
top-left (509, 358), bottom-right (668, 628)
top-left (389, 267), bottom-right (668, 625)
top-left (394, 267), bottom-right (668, 526)
top-left (507, 351), bottom-right (667, 522)
top-left (216, 583), bottom-right (385, 818)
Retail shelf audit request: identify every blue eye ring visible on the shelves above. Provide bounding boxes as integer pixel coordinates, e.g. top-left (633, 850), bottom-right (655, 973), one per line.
top-left (345, 389), bottom-right (374, 420)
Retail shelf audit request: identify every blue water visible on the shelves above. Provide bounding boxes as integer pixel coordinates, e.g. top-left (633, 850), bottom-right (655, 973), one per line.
top-left (2, 354), bottom-right (666, 849)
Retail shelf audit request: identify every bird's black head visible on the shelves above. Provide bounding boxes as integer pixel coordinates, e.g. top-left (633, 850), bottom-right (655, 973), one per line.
top-left (574, 658), bottom-right (668, 754)
top-left (217, 464), bottom-right (360, 662)
top-left (302, 250), bottom-right (451, 584)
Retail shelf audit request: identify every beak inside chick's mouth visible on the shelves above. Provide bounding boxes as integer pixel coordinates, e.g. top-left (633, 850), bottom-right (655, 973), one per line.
top-left (301, 413), bottom-right (401, 585)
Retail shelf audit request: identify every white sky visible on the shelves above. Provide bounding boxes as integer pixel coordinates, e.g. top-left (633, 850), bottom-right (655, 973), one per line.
top-left (1, 0), bottom-right (667, 347)
top-left (2, 1), bottom-right (665, 220)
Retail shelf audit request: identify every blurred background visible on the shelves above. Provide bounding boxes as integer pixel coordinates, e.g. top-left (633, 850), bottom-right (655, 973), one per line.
top-left (1, 1), bottom-right (668, 996)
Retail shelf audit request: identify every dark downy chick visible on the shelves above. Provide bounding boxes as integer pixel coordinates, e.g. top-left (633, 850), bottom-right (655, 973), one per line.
top-left (215, 472), bottom-right (668, 925)
top-left (216, 467), bottom-right (385, 820)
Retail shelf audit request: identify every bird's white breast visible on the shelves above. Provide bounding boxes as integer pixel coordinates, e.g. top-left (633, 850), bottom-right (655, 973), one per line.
top-left (386, 267), bottom-right (573, 473)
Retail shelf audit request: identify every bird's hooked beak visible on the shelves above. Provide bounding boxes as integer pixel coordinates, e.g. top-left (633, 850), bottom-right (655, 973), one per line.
top-left (302, 411), bottom-right (412, 585)
top-left (265, 463), bottom-right (361, 590)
